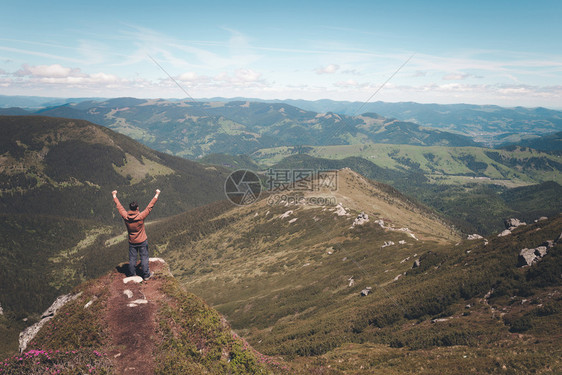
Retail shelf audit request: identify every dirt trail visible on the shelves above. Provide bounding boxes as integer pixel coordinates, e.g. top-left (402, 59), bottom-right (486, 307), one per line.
top-left (105, 259), bottom-right (166, 375)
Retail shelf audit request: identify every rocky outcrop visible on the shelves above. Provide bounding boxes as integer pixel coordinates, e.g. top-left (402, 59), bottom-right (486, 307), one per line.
top-left (412, 259), bottom-right (420, 268)
top-left (334, 203), bottom-right (349, 216)
top-left (19, 293), bottom-right (82, 353)
top-left (467, 234), bottom-right (483, 240)
top-left (498, 229), bottom-right (511, 237)
top-left (351, 212), bottom-right (369, 227)
top-left (518, 246), bottom-right (548, 267)
top-left (505, 218), bottom-right (526, 230)
top-left (360, 287), bottom-right (372, 296)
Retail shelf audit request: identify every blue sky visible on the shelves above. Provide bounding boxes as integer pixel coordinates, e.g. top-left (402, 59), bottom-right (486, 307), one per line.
top-left (1, 0), bottom-right (561, 108)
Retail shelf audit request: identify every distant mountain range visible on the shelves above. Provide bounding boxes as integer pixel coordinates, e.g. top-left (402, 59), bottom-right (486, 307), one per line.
top-left (7, 96), bottom-right (562, 155)
top-left (0, 98), bottom-right (479, 158)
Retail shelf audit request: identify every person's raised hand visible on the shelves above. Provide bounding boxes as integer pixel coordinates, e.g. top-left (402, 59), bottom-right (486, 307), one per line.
top-left (155, 189), bottom-right (161, 197)
top-left (112, 190), bottom-right (117, 197)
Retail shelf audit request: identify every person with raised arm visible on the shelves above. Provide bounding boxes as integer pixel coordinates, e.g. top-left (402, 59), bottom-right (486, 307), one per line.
top-left (112, 189), bottom-right (160, 280)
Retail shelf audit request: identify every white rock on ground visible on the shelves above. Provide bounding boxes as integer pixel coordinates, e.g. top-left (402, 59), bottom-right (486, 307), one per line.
top-left (19, 293), bottom-right (82, 352)
top-left (351, 212), bottom-right (369, 227)
top-left (123, 276), bottom-right (143, 284)
top-left (498, 229), bottom-right (511, 237)
top-left (0, 302), bottom-right (3, 315)
top-left (279, 210), bottom-right (293, 219)
top-left (123, 290), bottom-right (133, 299)
top-left (288, 218), bottom-right (298, 223)
top-left (334, 203), bottom-right (349, 216)
top-left (127, 299), bottom-right (148, 308)
top-left (467, 234), bottom-right (483, 240)
top-left (84, 296), bottom-right (97, 309)
top-left (149, 257), bottom-right (166, 263)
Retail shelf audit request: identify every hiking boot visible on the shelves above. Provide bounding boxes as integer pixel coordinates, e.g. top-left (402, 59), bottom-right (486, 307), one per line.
top-left (143, 271), bottom-right (154, 281)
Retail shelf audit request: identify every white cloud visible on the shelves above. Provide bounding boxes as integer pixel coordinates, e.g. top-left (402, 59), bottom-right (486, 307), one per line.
top-left (178, 72), bottom-right (200, 82)
top-left (235, 69), bottom-right (262, 83)
top-left (316, 64), bottom-right (340, 74)
top-left (15, 64), bottom-right (82, 78)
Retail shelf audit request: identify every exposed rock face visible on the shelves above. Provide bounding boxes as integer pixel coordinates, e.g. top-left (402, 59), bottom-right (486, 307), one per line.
top-left (518, 246), bottom-right (549, 267)
top-left (382, 241), bottom-right (395, 248)
top-left (412, 259), bottom-right (420, 268)
top-left (19, 293), bottom-right (82, 353)
top-left (505, 218), bottom-right (526, 230)
top-left (467, 234), bottom-right (484, 240)
top-left (498, 229), bottom-right (512, 237)
top-left (360, 287), bottom-right (372, 296)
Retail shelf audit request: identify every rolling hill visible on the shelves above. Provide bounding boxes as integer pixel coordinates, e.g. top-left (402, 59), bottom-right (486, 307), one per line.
top-left (500, 132), bottom-right (562, 152)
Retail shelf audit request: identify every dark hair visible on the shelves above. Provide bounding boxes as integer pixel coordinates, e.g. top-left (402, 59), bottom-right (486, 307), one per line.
top-left (129, 201), bottom-right (139, 211)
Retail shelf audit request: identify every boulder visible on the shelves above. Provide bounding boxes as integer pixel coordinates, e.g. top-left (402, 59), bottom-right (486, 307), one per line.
top-left (556, 232), bottom-right (562, 243)
top-left (412, 259), bottom-right (420, 268)
top-left (360, 287), bottom-right (372, 297)
top-left (352, 212), bottom-right (369, 227)
top-left (498, 229), bottom-right (511, 237)
top-left (334, 203), bottom-right (349, 216)
top-left (123, 276), bottom-right (143, 284)
top-left (505, 218), bottom-right (526, 230)
top-left (0, 302), bottom-right (3, 315)
top-left (467, 234), bottom-right (483, 240)
top-left (517, 246), bottom-right (549, 267)
top-left (518, 248), bottom-right (537, 267)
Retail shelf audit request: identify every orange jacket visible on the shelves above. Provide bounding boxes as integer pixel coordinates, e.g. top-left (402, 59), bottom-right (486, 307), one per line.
top-left (114, 196), bottom-right (158, 244)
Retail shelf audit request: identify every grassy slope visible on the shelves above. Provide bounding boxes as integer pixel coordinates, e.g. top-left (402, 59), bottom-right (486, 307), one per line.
top-left (157, 196), bottom-right (562, 373)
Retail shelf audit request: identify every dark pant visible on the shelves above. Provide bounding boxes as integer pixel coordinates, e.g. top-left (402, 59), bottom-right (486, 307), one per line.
top-left (128, 240), bottom-right (149, 278)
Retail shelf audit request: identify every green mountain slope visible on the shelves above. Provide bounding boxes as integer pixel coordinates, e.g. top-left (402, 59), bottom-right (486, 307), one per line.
top-left (136, 169), bottom-right (562, 373)
top-left (30, 99), bottom-right (478, 158)
top-left (0, 115), bottom-right (230, 331)
top-left (500, 132), bottom-right (562, 151)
